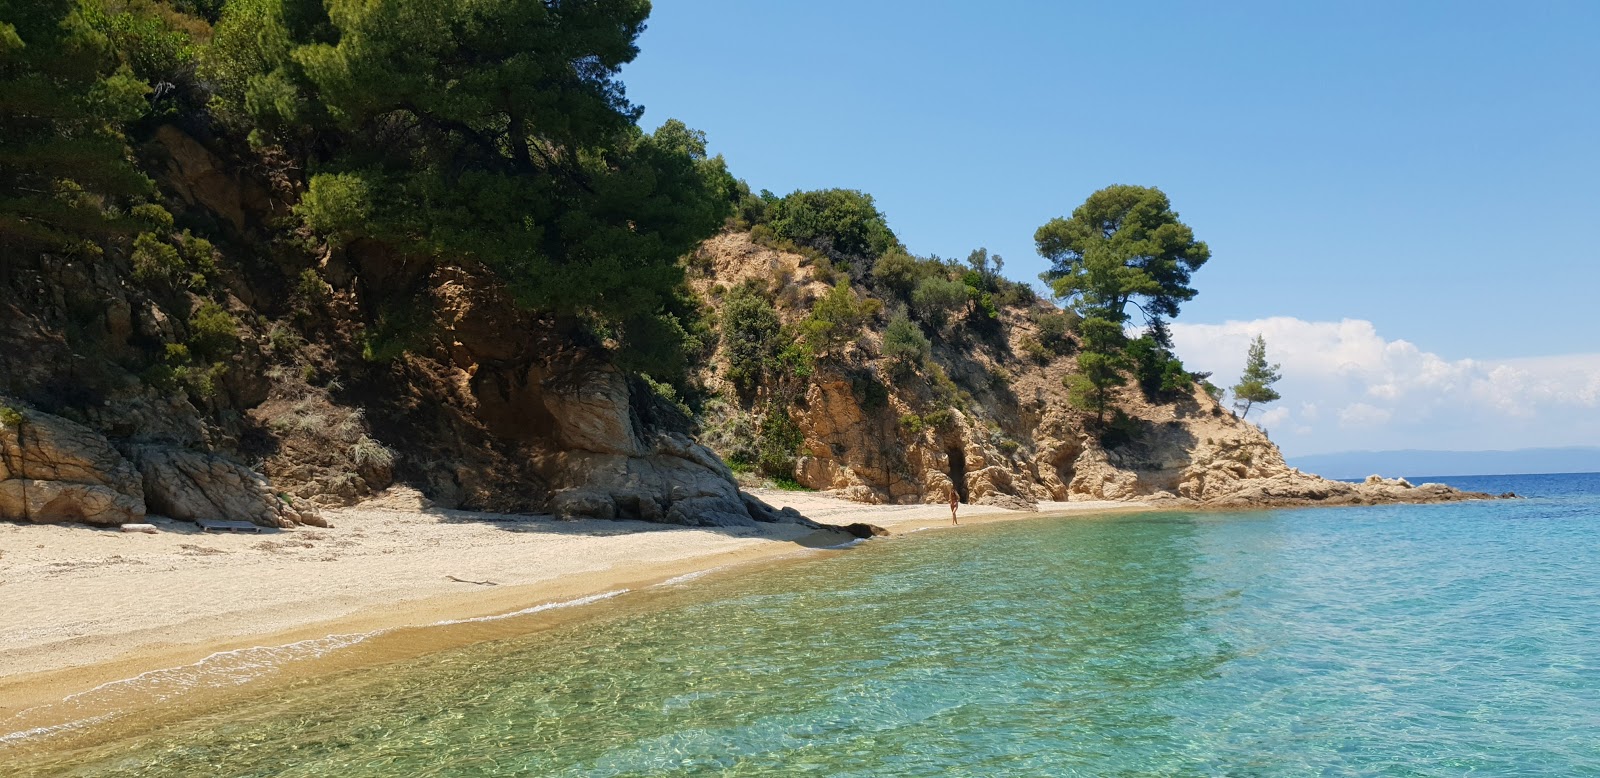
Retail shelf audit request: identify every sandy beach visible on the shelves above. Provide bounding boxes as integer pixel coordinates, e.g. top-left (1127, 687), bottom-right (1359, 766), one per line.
top-left (0, 489), bottom-right (1144, 741)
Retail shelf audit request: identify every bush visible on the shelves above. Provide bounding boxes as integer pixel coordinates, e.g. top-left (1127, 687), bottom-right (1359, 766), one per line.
top-left (131, 232), bottom-right (183, 282)
top-left (296, 172), bottom-right (371, 243)
top-left (767, 189), bottom-right (899, 272)
top-left (1127, 335), bottom-right (1192, 400)
top-left (1032, 309), bottom-right (1079, 355)
top-left (802, 281), bottom-right (878, 353)
top-left (756, 409), bottom-right (805, 478)
top-left (881, 314), bottom-right (931, 370)
top-left (910, 276), bottom-right (968, 328)
top-left (187, 302), bottom-right (239, 361)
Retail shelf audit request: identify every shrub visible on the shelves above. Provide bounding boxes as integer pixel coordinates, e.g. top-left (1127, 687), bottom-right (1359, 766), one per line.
top-left (131, 232), bottom-right (183, 282)
top-left (295, 172), bottom-right (371, 242)
top-left (348, 436), bottom-right (395, 469)
top-left (1032, 309), bottom-right (1079, 355)
top-left (881, 314), bottom-right (931, 370)
top-left (801, 281), bottom-right (878, 353)
top-left (187, 302), bottom-right (238, 360)
top-left (0, 404), bottom-right (23, 428)
top-left (756, 408), bottom-right (805, 478)
top-left (767, 189), bottom-right (898, 268)
top-left (910, 275), bottom-right (968, 328)
top-left (1127, 334), bottom-right (1192, 400)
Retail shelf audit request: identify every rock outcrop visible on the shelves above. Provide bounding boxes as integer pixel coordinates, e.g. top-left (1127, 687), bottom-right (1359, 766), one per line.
top-left (0, 404), bottom-right (145, 525)
top-left (0, 399), bottom-right (324, 528)
top-left (133, 445), bottom-right (325, 528)
top-left (688, 231), bottom-right (1491, 512)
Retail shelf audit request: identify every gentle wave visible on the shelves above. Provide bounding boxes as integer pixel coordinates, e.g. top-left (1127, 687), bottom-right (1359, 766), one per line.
top-left (431, 589), bottom-right (629, 626)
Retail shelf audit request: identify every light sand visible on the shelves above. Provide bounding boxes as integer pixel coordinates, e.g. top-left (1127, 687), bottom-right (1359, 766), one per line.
top-left (0, 488), bottom-right (1144, 740)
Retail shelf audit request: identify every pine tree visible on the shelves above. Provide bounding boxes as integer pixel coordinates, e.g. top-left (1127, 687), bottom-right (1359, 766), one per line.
top-left (1231, 335), bottom-right (1282, 419)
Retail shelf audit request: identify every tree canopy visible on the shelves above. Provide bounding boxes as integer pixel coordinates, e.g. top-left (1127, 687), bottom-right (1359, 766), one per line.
top-left (0, 0), bottom-right (154, 255)
top-left (1035, 184), bottom-right (1210, 336)
top-left (1232, 334), bottom-right (1282, 419)
top-left (208, 0), bottom-right (736, 368)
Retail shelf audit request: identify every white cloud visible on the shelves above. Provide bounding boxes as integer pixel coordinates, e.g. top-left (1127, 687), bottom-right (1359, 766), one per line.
top-left (1339, 402), bottom-right (1392, 427)
top-left (1169, 317), bottom-right (1600, 455)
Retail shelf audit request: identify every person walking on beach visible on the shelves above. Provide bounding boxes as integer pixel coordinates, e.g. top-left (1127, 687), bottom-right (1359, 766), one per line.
top-left (949, 485), bottom-right (960, 525)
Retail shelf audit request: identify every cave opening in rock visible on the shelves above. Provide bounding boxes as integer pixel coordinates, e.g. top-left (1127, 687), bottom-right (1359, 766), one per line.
top-left (947, 447), bottom-right (969, 503)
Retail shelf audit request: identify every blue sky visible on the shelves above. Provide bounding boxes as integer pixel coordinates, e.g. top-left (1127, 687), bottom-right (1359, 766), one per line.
top-left (623, 1), bottom-right (1600, 455)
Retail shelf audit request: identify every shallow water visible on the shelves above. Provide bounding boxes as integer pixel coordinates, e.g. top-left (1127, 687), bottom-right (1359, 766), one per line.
top-left (15, 473), bottom-right (1600, 776)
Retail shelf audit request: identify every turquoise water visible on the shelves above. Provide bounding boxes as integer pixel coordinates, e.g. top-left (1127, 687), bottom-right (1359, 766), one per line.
top-left (17, 473), bottom-right (1600, 776)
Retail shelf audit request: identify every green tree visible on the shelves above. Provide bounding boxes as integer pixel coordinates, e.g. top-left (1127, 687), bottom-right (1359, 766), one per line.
top-left (208, 0), bottom-right (734, 373)
top-left (1231, 334), bottom-right (1282, 419)
top-left (1126, 334), bottom-right (1191, 400)
top-left (1035, 185), bottom-right (1210, 340)
top-left (881, 313), bottom-right (931, 371)
top-left (720, 282), bottom-right (781, 396)
top-left (0, 0), bottom-right (154, 255)
top-left (1065, 316), bottom-right (1128, 422)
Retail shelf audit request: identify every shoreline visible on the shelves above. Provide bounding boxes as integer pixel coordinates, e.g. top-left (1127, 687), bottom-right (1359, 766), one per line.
top-left (0, 489), bottom-right (1148, 747)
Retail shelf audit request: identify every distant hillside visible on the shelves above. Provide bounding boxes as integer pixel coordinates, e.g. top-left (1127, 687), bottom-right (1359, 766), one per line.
top-left (1289, 447), bottom-right (1600, 480)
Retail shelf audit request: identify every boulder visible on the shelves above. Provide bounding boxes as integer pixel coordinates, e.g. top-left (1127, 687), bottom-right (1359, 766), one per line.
top-left (0, 402), bottom-right (146, 525)
top-left (0, 479), bottom-right (144, 526)
top-left (133, 445), bottom-right (320, 528)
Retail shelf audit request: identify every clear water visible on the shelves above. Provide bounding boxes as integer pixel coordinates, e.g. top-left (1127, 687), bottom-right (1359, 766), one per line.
top-left (15, 473), bottom-right (1600, 776)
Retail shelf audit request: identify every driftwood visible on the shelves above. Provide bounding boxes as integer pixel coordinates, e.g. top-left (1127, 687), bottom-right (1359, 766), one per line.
top-left (445, 575), bottom-right (498, 586)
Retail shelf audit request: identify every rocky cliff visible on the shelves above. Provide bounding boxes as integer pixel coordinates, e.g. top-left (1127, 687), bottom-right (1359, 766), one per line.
top-left (0, 127), bottom-right (1485, 532)
top-left (0, 125), bottom-right (800, 530)
top-left (683, 232), bottom-right (1489, 511)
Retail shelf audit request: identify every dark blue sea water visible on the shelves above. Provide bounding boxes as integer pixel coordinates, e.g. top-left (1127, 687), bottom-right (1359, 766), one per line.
top-left (12, 472), bottom-right (1600, 776)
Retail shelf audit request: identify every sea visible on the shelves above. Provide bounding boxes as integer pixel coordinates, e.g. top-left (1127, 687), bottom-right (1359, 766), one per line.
top-left (8, 472), bottom-right (1599, 776)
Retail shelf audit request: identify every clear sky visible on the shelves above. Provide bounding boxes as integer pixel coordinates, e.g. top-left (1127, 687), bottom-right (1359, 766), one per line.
top-left (622, 1), bottom-right (1600, 455)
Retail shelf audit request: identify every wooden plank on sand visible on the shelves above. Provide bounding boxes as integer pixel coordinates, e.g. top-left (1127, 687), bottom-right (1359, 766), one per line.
top-left (197, 519), bottom-right (265, 533)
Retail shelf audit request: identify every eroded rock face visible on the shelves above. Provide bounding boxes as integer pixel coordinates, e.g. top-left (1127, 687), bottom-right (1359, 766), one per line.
top-left (0, 403), bottom-right (145, 525)
top-left (133, 445), bottom-right (324, 528)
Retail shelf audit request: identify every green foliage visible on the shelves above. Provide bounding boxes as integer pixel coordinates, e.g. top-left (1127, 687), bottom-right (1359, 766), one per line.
top-left (293, 267), bottom-right (327, 308)
top-left (719, 281), bottom-right (780, 394)
top-left (1033, 308), bottom-right (1078, 350)
top-left (766, 188), bottom-right (899, 278)
top-left (869, 248), bottom-right (921, 299)
top-left (0, 0), bottom-right (155, 254)
top-left (131, 231), bottom-right (181, 281)
top-left (186, 301), bottom-right (238, 360)
top-left (0, 404), bottom-right (23, 428)
top-left (294, 172), bottom-right (369, 243)
top-left (1231, 334), bottom-right (1283, 418)
top-left (1036, 185), bottom-right (1209, 335)
top-left (756, 408), bottom-right (804, 478)
top-left (1067, 348), bottom-right (1128, 424)
top-left (86, 0), bottom-right (200, 86)
top-left (881, 313), bottom-right (931, 370)
top-left (801, 281), bottom-right (878, 354)
top-left (910, 275), bottom-right (968, 328)
top-left (777, 340), bottom-right (814, 380)
top-left (1126, 334), bottom-right (1192, 400)
top-left (209, 0), bottom-right (733, 373)
top-left (360, 301), bottom-right (432, 363)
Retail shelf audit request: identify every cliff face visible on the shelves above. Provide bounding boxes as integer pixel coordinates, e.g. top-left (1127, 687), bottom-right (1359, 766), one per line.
top-left (0, 126), bottom-right (793, 530)
top-left (685, 232), bottom-right (1488, 510)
